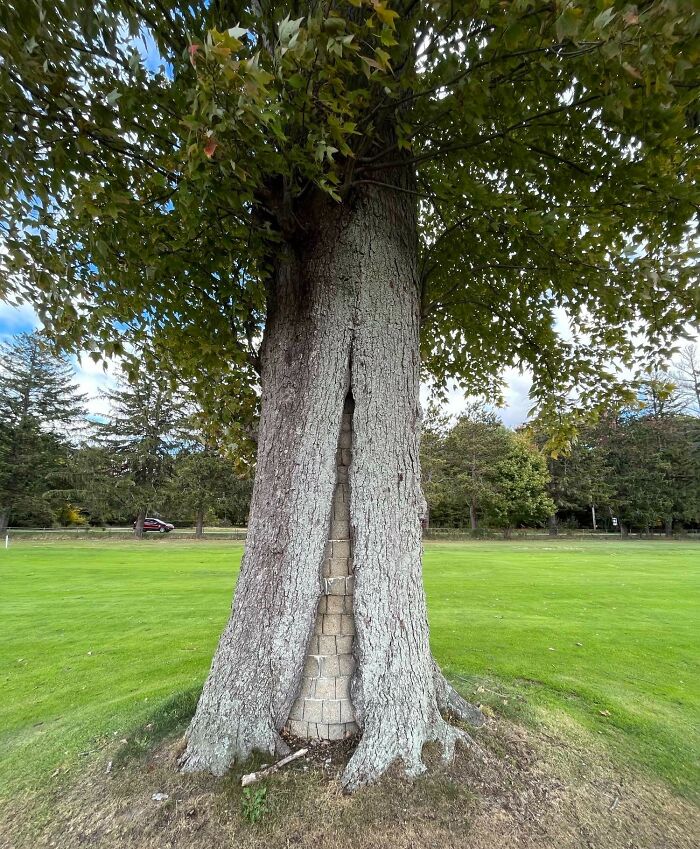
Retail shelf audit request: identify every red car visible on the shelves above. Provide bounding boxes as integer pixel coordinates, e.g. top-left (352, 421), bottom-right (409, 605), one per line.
top-left (134, 517), bottom-right (175, 533)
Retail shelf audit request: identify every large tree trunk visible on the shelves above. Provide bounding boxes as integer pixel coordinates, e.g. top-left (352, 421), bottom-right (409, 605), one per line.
top-left (195, 509), bottom-right (204, 538)
top-left (180, 180), bottom-right (481, 789)
top-left (0, 507), bottom-right (9, 537)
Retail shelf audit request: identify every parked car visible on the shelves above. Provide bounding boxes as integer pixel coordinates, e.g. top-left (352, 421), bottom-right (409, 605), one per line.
top-left (134, 517), bottom-right (175, 533)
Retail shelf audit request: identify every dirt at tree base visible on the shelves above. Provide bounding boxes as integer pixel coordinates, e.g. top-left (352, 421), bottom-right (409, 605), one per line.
top-left (1, 718), bottom-right (697, 849)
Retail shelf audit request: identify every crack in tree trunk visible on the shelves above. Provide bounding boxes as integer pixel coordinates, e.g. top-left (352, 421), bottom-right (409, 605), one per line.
top-left (180, 180), bottom-right (483, 787)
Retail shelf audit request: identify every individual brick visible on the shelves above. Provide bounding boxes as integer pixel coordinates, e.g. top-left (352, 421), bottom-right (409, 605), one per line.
top-left (336, 636), bottom-right (353, 654)
top-left (303, 698), bottom-right (323, 723)
top-left (332, 539), bottom-right (350, 559)
top-left (288, 699), bottom-right (304, 721)
top-left (341, 614), bottom-right (355, 636)
top-left (299, 676), bottom-right (316, 697)
top-left (337, 466), bottom-right (348, 483)
top-left (316, 596), bottom-right (327, 614)
top-left (344, 721), bottom-right (359, 736)
top-left (303, 656), bottom-right (320, 678)
top-left (322, 700), bottom-right (341, 724)
top-left (327, 723), bottom-right (346, 741)
top-left (343, 595), bottom-right (354, 614)
top-left (306, 635), bottom-right (320, 654)
top-left (326, 577), bottom-right (345, 595)
top-left (328, 556), bottom-right (349, 577)
top-left (335, 448), bottom-right (345, 467)
top-left (314, 723), bottom-right (329, 739)
top-left (338, 654), bottom-right (356, 676)
top-left (288, 720), bottom-right (308, 738)
top-left (320, 655), bottom-right (340, 677)
top-left (339, 429), bottom-right (352, 449)
top-left (335, 676), bottom-right (352, 700)
top-left (325, 595), bottom-right (343, 614)
top-left (345, 575), bottom-right (355, 594)
top-left (341, 414), bottom-right (352, 432)
top-left (333, 498), bottom-right (350, 522)
top-left (322, 613), bottom-right (341, 635)
top-left (314, 677), bottom-right (336, 699)
top-left (331, 520), bottom-right (350, 539)
top-left (335, 482), bottom-right (348, 502)
top-left (339, 699), bottom-right (354, 723)
top-left (318, 635), bottom-right (336, 654)
top-left (313, 615), bottom-right (323, 635)
top-left (341, 449), bottom-right (352, 466)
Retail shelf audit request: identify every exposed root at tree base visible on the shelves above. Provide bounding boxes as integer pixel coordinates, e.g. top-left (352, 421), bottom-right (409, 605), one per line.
top-left (3, 717), bottom-right (698, 849)
top-left (178, 720), bottom-right (289, 777)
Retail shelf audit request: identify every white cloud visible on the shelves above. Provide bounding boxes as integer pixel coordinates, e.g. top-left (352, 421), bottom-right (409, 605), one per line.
top-left (72, 355), bottom-right (117, 420)
top-left (0, 302), bottom-right (41, 340)
top-left (420, 366), bottom-right (534, 430)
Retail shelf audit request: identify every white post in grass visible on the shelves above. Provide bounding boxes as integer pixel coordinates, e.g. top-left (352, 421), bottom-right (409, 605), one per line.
top-left (4, 535), bottom-right (8, 549)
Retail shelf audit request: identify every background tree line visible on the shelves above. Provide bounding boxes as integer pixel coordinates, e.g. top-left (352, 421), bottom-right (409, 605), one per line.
top-left (2, 330), bottom-right (699, 537)
top-left (0, 331), bottom-right (253, 536)
top-left (422, 351), bottom-right (700, 536)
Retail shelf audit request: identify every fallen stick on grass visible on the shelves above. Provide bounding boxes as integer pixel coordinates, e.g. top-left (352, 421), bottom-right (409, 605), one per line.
top-left (241, 748), bottom-right (308, 787)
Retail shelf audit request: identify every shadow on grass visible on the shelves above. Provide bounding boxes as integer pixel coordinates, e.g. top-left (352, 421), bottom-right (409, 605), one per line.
top-left (113, 686), bottom-right (202, 767)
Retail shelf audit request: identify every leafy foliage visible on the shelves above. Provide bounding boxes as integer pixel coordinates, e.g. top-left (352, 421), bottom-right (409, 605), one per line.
top-left (530, 378), bottom-right (700, 532)
top-left (422, 406), bottom-right (554, 530)
top-left (1, 1), bottom-right (697, 422)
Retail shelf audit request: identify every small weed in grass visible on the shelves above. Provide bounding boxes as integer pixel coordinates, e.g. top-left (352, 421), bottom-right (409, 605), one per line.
top-left (241, 785), bottom-right (268, 823)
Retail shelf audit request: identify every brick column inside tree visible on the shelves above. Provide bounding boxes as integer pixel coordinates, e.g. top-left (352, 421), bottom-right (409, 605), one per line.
top-left (287, 396), bottom-right (357, 740)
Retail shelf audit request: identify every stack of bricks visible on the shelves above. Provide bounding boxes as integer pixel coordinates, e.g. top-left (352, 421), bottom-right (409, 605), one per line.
top-left (287, 398), bottom-right (358, 740)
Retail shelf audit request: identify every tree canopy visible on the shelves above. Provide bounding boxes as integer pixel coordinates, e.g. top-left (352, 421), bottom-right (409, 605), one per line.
top-left (1, 1), bottom-right (698, 423)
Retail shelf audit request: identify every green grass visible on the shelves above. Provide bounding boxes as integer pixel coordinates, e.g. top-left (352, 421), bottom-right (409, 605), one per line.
top-left (1, 539), bottom-right (698, 798)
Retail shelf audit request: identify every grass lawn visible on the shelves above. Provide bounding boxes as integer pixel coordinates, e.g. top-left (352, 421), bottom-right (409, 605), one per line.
top-left (0, 538), bottom-right (698, 799)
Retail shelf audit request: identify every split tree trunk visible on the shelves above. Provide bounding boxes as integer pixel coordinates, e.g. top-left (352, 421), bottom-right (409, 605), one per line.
top-left (180, 179), bottom-right (480, 789)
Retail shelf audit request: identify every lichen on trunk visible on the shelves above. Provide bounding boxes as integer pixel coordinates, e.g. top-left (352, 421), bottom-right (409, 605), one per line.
top-left (180, 179), bottom-right (482, 788)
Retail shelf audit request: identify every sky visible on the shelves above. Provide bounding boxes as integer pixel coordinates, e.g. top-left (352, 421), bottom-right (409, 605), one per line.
top-left (0, 300), bottom-right (535, 427)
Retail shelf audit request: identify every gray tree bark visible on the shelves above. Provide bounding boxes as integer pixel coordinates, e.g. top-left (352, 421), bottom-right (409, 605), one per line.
top-left (134, 507), bottom-right (146, 539)
top-left (195, 508), bottom-right (205, 538)
top-left (180, 180), bottom-right (481, 789)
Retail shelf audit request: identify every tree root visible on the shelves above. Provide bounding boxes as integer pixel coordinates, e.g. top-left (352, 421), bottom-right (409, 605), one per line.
top-left (432, 660), bottom-right (486, 728)
top-left (341, 713), bottom-right (482, 792)
top-left (179, 709), bottom-right (289, 776)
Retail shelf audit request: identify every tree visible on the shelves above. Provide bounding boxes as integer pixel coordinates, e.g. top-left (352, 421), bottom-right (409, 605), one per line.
top-left (480, 435), bottom-right (554, 536)
top-left (422, 405), bottom-right (514, 530)
top-left (98, 368), bottom-right (188, 537)
top-left (1, 1), bottom-right (698, 788)
top-left (0, 332), bottom-right (85, 533)
top-left (604, 398), bottom-right (700, 536)
top-left (168, 448), bottom-right (252, 535)
top-left (673, 344), bottom-right (700, 416)
top-left (64, 443), bottom-right (143, 527)
top-left (529, 419), bottom-right (615, 533)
